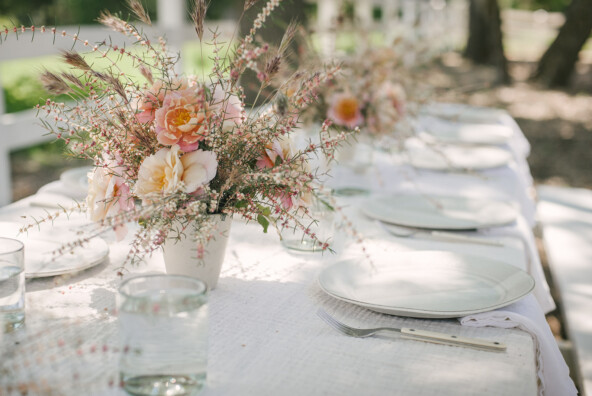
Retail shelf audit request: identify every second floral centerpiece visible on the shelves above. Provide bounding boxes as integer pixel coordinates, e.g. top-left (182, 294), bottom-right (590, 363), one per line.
top-left (24, 0), bottom-right (351, 287)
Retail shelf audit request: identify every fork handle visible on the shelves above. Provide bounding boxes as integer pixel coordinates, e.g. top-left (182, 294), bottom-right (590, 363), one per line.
top-left (429, 231), bottom-right (505, 247)
top-left (400, 328), bottom-right (507, 352)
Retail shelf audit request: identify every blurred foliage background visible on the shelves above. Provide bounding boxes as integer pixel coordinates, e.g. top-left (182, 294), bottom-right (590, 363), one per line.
top-left (0, 0), bottom-right (590, 199)
top-left (0, 0), bottom-right (573, 27)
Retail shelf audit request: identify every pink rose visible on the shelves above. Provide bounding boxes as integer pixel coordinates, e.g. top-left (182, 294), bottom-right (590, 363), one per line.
top-left (211, 84), bottom-right (243, 131)
top-left (379, 82), bottom-right (406, 118)
top-left (256, 138), bottom-right (292, 170)
top-left (327, 93), bottom-right (364, 129)
top-left (87, 165), bottom-right (134, 240)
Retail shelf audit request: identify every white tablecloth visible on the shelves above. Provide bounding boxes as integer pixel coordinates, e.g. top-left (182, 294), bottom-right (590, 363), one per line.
top-left (0, 104), bottom-right (576, 395)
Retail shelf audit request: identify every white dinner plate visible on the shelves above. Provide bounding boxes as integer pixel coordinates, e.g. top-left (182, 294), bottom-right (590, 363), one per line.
top-left (318, 251), bottom-right (535, 318)
top-left (0, 221), bottom-right (109, 278)
top-left (422, 122), bottom-right (513, 145)
top-left (421, 104), bottom-right (507, 124)
top-left (406, 145), bottom-right (512, 171)
top-left (362, 194), bottom-right (518, 230)
top-left (60, 166), bottom-right (92, 197)
top-left (24, 238), bottom-right (109, 278)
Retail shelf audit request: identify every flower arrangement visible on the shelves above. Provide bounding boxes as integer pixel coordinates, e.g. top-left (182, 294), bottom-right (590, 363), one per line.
top-left (7, 0), bottom-right (351, 268)
top-left (315, 45), bottom-right (410, 137)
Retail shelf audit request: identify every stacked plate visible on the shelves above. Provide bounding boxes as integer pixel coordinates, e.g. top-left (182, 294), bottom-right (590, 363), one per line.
top-left (420, 120), bottom-right (513, 146)
top-left (361, 194), bottom-right (518, 230)
top-left (405, 144), bottom-right (512, 172)
top-left (0, 222), bottom-right (109, 278)
top-left (60, 166), bottom-right (93, 198)
top-left (420, 103), bottom-right (507, 125)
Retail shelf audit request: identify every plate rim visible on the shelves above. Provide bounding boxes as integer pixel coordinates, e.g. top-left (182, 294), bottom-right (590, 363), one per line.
top-left (407, 146), bottom-right (513, 172)
top-left (59, 166), bottom-right (93, 193)
top-left (422, 124), bottom-right (513, 145)
top-left (24, 237), bottom-right (109, 278)
top-left (317, 253), bottom-right (535, 318)
top-left (361, 194), bottom-right (518, 230)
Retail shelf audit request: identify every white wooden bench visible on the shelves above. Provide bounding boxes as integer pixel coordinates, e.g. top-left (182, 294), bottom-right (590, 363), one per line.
top-left (537, 185), bottom-right (592, 395)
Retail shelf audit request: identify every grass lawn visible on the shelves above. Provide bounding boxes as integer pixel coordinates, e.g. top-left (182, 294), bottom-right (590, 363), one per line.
top-left (2, 41), bottom-right (221, 200)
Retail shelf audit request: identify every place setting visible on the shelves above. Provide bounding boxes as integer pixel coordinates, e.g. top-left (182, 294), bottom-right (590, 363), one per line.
top-left (416, 117), bottom-right (514, 146)
top-left (317, 249), bottom-right (534, 323)
top-left (316, 191), bottom-right (531, 317)
top-left (361, 193), bottom-right (519, 231)
top-left (419, 103), bottom-right (508, 125)
top-left (0, 221), bottom-right (109, 279)
top-left (401, 142), bottom-right (514, 173)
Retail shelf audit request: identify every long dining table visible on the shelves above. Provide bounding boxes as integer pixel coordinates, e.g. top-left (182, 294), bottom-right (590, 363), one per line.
top-left (0, 103), bottom-right (577, 395)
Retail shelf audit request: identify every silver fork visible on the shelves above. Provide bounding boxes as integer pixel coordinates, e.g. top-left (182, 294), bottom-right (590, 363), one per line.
top-left (317, 309), bottom-right (506, 352)
top-left (378, 222), bottom-right (504, 247)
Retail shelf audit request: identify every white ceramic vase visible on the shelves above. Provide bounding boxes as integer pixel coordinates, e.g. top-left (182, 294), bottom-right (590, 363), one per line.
top-left (162, 215), bottom-right (232, 290)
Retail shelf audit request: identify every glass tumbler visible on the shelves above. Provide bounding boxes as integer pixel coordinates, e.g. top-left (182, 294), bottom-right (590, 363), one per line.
top-left (118, 274), bottom-right (208, 396)
top-left (0, 237), bottom-right (25, 333)
top-left (281, 193), bottom-right (336, 252)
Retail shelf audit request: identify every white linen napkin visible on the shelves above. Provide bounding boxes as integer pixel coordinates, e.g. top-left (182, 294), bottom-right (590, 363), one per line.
top-left (460, 295), bottom-right (578, 396)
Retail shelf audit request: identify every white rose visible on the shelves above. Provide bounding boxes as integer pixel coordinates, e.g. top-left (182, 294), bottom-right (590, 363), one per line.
top-left (134, 145), bottom-right (218, 203)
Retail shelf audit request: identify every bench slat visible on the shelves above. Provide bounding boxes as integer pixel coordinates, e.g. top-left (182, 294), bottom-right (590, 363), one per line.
top-left (538, 185), bottom-right (592, 395)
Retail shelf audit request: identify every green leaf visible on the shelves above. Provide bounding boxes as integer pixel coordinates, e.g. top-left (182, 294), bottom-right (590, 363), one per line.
top-left (235, 200), bottom-right (248, 209)
top-left (256, 204), bottom-right (272, 217)
top-left (257, 214), bottom-right (270, 233)
top-left (319, 198), bottom-right (335, 212)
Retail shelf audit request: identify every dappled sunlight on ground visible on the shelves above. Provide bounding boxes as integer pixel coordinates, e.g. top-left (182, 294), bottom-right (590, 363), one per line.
top-left (422, 54), bottom-right (592, 189)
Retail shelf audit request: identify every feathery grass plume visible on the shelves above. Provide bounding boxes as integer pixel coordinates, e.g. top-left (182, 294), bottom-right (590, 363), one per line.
top-left (265, 55), bottom-right (281, 80)
top-left (40, 70), bottom-right (72, 94)
top-left (138, 64), bottom-right (154, 84)
top-left (105, 75), bottom-right (129, 102)
top-left (91, 70), bottom-right (109, 81)
top-left (98, 11), bottom-right (128, 34)
top-left (61, 72), bottom-right (85, 89)
top-left (126, 0), bottom-right (152, 25)
top-left (190, 0), bottom-right (209, 42)
top-left (61, 50), bottom-right (91, 71)
top-left (278, 20), bottom-right (298, 56)
top-left (244, 0), bottom-right (260, 11)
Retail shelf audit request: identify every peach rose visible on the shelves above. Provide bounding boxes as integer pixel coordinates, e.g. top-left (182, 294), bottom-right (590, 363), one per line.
top-left (134, 145), bottom-right (217, 203)
top-left (327, 93), bottom-right (364, 129)
top-left (154, 87), bottom-right (209, 152)
top-left (134, 79), bottom-right (190, 124)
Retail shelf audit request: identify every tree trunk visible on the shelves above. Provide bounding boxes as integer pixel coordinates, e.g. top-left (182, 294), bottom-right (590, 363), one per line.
top-left (464, 0), bottom-right (510, 84)
top-left (533, 0), bottom-right (592, 87)
top-left (238, 0), bottom-right (308, 106)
